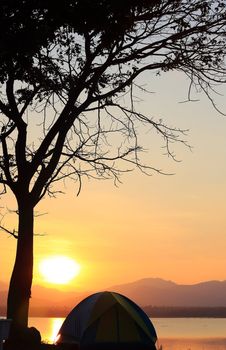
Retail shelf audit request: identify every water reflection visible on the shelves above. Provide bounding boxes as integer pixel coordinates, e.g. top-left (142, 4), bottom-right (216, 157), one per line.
top-left (29, 317), bottom-right (226, 347)
top-left (29, 317), bottom-right (64, 343)
top-left (50, 318), bottom-right (64, 343)
top-left (152, 318), bottom-right (226, 338)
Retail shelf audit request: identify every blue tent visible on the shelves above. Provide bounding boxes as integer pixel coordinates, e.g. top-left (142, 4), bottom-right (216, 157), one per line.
top-left (56, 291), bottom-right (157, 349)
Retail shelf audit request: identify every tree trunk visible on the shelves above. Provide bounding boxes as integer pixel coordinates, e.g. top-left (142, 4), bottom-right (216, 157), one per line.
top-left (7, 198), bottom-right (34, 335)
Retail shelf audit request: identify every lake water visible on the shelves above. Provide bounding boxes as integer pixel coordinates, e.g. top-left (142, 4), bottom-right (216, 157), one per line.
top-left (28, 317), bottom-right (226, 349)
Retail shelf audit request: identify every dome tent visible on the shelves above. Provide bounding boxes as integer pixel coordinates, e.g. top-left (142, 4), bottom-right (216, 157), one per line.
top-left (56, 291), bottom-right (157, 350)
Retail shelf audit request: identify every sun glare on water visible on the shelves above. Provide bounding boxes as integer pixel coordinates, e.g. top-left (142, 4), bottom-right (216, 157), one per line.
top-left (39, 255), bottom-right (81, 284)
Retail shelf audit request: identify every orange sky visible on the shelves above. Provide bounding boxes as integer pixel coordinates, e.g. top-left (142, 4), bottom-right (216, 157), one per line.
top-left (1, 71), bottom-right (226, 293)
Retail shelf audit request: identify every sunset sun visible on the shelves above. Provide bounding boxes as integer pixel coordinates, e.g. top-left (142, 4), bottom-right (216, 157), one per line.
top-left (39, 256), bottom-right (81, 285)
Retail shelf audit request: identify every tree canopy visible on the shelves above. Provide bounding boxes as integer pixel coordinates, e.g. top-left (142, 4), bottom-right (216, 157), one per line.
top-left (0, 0), bottom-right (225, 337)
top-left (0, 0), bottom-right (225, 201)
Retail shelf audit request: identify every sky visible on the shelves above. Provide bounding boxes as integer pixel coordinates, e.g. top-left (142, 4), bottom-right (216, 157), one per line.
top-left (1, 70), bottom-right (226, 294)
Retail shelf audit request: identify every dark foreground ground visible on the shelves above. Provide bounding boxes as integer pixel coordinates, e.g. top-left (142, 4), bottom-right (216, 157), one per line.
top-left (4, 343), bottom-right (55, 350)
top-left (4, 343), bottom-right (78, 350)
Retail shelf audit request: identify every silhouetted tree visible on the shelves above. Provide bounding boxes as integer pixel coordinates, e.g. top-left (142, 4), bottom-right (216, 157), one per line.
top-left (0, 0), bottom-right (225, 338)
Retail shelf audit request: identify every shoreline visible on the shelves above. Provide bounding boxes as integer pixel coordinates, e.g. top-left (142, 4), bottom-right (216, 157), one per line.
top-left (158, 337), bottom-right (226, 350)
top-left (159, 338), bottom-right (226, 341)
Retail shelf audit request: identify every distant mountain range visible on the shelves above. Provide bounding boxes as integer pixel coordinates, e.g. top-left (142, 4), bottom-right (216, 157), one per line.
top-left (1, 278), bottom-right (226, 316)
top-left (110, 278), bottom-right (226, 307)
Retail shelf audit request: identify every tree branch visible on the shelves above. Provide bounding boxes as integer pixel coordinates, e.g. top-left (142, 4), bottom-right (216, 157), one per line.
top-left (0, 224), bottom-right (18, 239)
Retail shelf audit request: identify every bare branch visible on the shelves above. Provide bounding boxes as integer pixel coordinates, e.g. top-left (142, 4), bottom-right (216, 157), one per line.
top-left (0, 224), bottom-right (18, 239)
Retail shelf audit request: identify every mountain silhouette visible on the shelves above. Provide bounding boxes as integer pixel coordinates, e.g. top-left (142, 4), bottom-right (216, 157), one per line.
top-left (110, 278), bottom-right (226, 307)
top-left (1, 278), bottom-right (226, 316)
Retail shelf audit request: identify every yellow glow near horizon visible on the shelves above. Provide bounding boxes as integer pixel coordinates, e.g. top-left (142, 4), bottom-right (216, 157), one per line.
top-left (51, 318), bottom-right (64, 343)
top-left (39, 256), bottom-right (81, 285)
